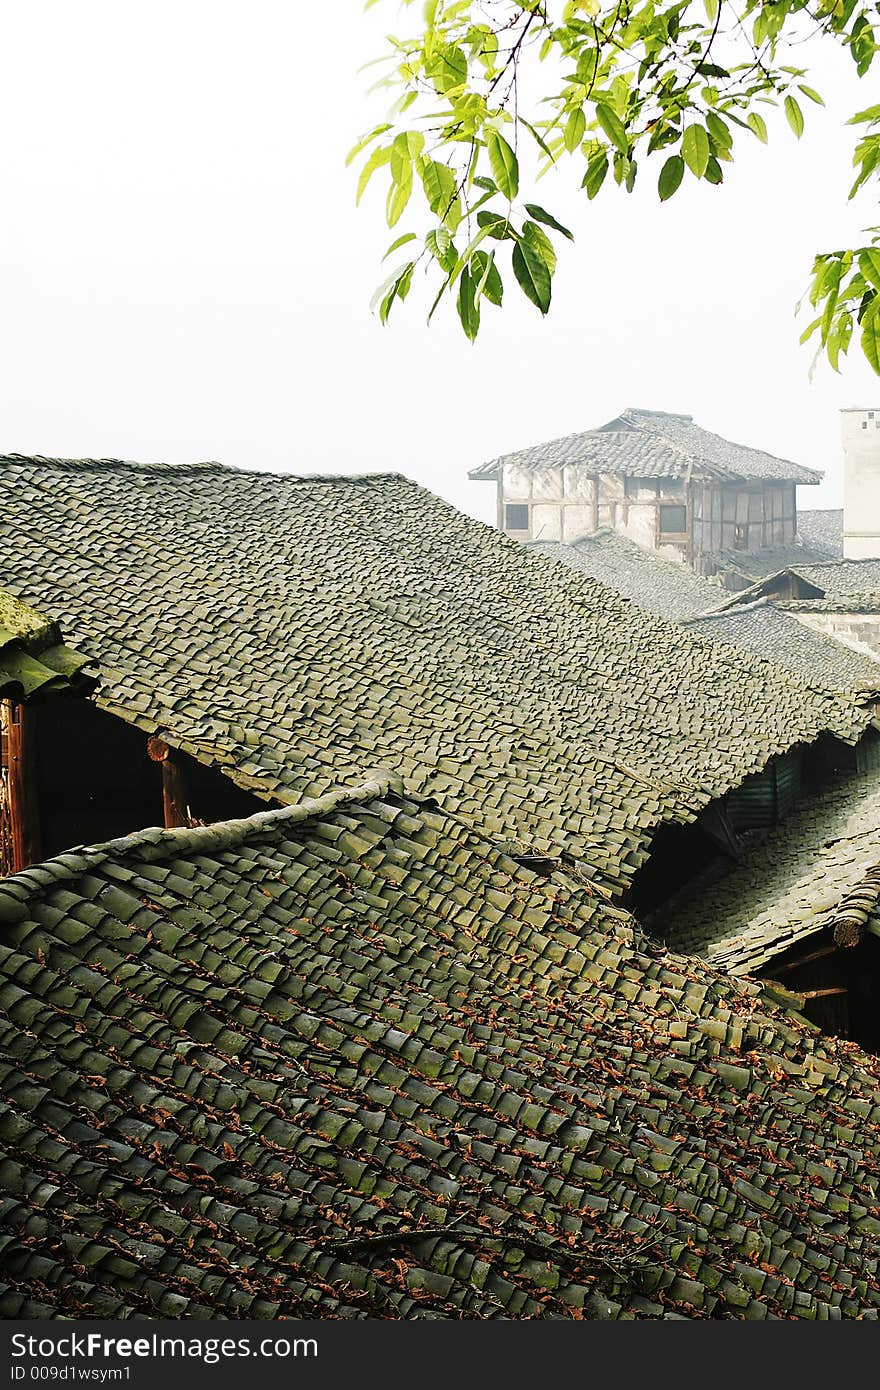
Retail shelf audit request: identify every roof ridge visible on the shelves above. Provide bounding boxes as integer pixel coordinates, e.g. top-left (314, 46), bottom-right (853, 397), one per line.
top-left (622, 406), bottom-right (694, 423)
top-left (685, 596), bottom-right (773, 624)
top-left (0, 771), bottom-right (402, 924)
top-left (0, 454), bottom-right (418, 487)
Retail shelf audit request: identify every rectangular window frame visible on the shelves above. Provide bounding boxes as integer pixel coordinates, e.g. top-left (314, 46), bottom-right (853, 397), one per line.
top-left (658, 503), bottom-right (687, 536)
top-left (504, 503), bottom-right (530, 532)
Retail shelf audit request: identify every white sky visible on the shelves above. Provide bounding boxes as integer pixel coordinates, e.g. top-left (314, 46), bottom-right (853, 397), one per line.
top-left (1, 2), bottom-right (878, 524)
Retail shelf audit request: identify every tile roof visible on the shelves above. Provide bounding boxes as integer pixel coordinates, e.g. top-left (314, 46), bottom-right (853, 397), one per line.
top-left (470, 408), bottom-right (821, 485)
top-left (0, 590), bottom-right (90, 700)
top-left (3, 778), bottom-right (880, 1319)
top-left (725, 558), bottom-right (880, 612)
top-left (707, 543), bottom-right (842, 586)
top-left (526, 531), bottom-right (726, 622)
top-left (683, 600), bottom-right (880, 699)
top-left (649, 773), bottom-right (880, 975)
top-left (797, 510), bottom-right (844, 558)
top-left (0, 454), bottom-right (871, 902)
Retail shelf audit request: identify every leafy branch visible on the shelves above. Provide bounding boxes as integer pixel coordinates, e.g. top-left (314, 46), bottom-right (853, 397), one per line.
top-left (352, 0), bottom-right (878, 366)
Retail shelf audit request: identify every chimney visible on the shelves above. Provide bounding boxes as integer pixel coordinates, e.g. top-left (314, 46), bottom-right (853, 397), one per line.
top-left (842, 407), bottom-right (880, 558)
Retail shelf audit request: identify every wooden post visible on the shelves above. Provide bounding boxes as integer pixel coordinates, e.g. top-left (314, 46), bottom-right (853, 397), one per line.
top-left (5, 700), bottom-right (42, 872)
top-left (146, 736), bottom-right (190, 829)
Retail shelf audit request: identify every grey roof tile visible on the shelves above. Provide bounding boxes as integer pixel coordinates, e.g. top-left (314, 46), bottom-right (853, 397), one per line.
top-left (471, 408), bottom-right (821, 484)
top-left (798, 510), bottom-right (844, 557)
top-left (527, 531), bottom-right (725, 621)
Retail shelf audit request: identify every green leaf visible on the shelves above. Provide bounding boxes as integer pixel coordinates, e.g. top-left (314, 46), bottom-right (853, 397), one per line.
top-left (785, 95), bottom-right (804, 139)
top-left (472, 249), bottom-right (503, 307)
top-left (682, 125), bottom-right (710, 177)
top-left (421, 160), bottom-right (460, 225)
top-left (427, 44), bottom-right (467, 94)
top-left (859, 248), bottom-right (880, 290)
top-left (596, 103), bottom-right (629, 155)
top-left (583, 150), bottom-right (608, 199)
top-left (522, 221), bottom-right (557, 276)
top-left (356, 145), bottom-right (391, 204)
top-left (487, 131), bottom-right (519, 200)
top-left (371, 261), bottom-right (415, 325)
top-left (798, 84), bottom-right (824, 106)
top-left (512, 238), bottom-right (552, 314)
top-left (705, 110), bottom-right (733, 153)
top-left (523, 204), bottom-right (574, 240)
top-left (747, 112), bottom-right (768, 143)
top-left (861, 301), bottom-right (880, 374)
top-left (345, 123), bottom-right (392, 168)
top-left (457, 266), bottom-right (480, 341)
top-left (383, 232), bottom-right (417, 260)
top-left (426, 226), bottom-right (456, 272)
top-left (564, 108), bottom-right (586, 153)
top-left (658, 155), bottom-right (684, 201)
top-left (387, 155), bottom-right (413, 227)
top-left (476, 210), bottom-right (513, 239)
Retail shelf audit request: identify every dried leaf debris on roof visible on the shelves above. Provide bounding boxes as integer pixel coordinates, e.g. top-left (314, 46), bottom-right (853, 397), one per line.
top-left (2, 779), bottom-right (880, 1319)
top-left (0, 455), bottom-right (870, 902)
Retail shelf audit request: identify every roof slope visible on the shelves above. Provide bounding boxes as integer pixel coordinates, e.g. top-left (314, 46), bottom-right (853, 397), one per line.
top-left (684, 600), bottom-right (880, 699)
top-left (0, 590), bottom-right (90, 699)
top-left (527, 532), bottom-right (725, 622)
top-left (471, 408), bottom-right (820, 485)
top-left (3, 779), bottom-right (880, 1320)
top-left (0, 455), bottom-right (869, 899)
top-left (797, 510), bottom-right (844, 558)
top-left (649, 773), bottom-right (880, 975)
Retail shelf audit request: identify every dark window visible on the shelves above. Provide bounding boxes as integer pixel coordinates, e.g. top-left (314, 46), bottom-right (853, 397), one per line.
top-left (659, 504), bottom-right (687, 534)
top-left (504, 503), bottom-right (529, 531)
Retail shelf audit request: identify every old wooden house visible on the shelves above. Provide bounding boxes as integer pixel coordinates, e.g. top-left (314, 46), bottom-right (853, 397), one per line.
top-left (470, 406), bottom-right (828, 579)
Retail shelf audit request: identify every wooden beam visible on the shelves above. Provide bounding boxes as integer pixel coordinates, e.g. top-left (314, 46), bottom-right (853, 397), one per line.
top-left (146, 736), bottom-right (190, 829)
top-left (6, 700), bottom-right (42, 872)
top-left (772, 942), bottom-right (838, 975)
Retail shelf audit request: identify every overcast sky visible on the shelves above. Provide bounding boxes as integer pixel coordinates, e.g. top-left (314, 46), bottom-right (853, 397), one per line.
top-left (1, 3), bottom-right (878, 525)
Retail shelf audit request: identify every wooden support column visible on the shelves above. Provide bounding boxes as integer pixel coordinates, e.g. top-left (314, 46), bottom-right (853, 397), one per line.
top-left (147, 736), bottom-right (190, 829)
top-left (5, 700), bottom-right (42, 872)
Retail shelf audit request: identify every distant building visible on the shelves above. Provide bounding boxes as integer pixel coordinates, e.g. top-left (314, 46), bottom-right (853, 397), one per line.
top-left (470, 406), bottom-right (822, 576)
top-left (722, 555), bottom-right (880, 663)
top-left (843, 407), bottom-right (880, 558)
top-left (528, 529), bottom-right (880, 703)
